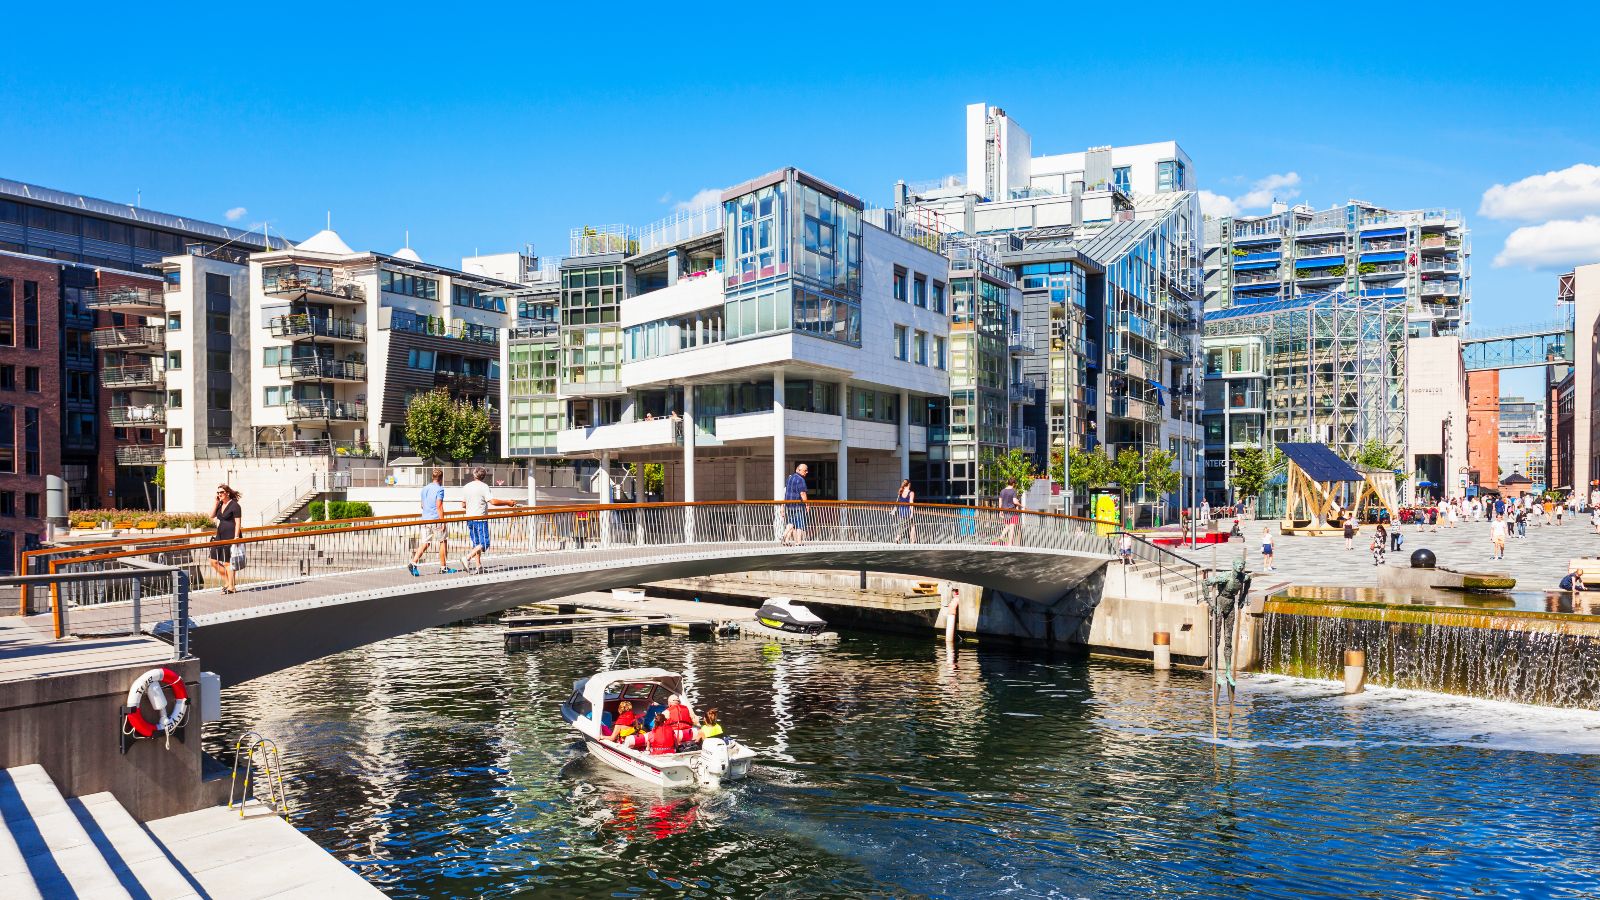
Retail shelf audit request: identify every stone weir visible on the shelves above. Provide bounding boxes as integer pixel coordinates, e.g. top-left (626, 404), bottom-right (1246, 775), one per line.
top-left (1256, 593), bottom-right (1600, 709)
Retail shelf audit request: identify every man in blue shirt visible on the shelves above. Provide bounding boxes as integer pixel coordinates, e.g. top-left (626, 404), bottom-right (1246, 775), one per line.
top-left (782, 463), bottom-right (809, 546)
top-left (407, 467), bottom-right (456, 576)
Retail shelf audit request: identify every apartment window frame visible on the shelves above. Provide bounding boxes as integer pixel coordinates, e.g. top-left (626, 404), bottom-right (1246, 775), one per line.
top-left (22, 281), bottom-right (38, 349)
top-left (912, 274), bottom-right (927, 308)
top-left (914, 330), bottom-right (929, 366)
top-left (934, 335), bottom-right (948, 370)
top-left (166, 429), bottom-right (183, 448)
top-left (23, 367), bottom-right (38, 393)
top-left (931, 281), bottom-right (946, 314)
top-left (893, 266), bottom-right (908, 302)
top-left (893, 324), bottom-right (908, 361)
top-left (23, 492), bottom-right (38, 519)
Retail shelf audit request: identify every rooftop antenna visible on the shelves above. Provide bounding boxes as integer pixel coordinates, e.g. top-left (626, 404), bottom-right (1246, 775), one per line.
top-left (135, 189), bottom-right (141, 208)
top-left (326, 211), bottom-right (332, 230)
top-left (404, 229), bottom-right (410, 250)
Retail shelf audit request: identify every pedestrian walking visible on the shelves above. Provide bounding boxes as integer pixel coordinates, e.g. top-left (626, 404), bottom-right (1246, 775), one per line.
top-left (781, 463), bottom-right (809, 546)
top-left (1556, 503), bottom-right (1565, 526)
top-left (408, 467), bottom-right (455, 576)
top-left (1343, 518), bottom-right (1356, 550)
top-left (460, 466), bottom-right (522, 574)
top-left (1490, 516), bottom-right (1508, 560)
top-left (1261, 526), bottom-right (1275, 571)
top-left (893, 478), bottom-right (917, 544)
top-left (1200, 499), bottom-right (1211, 525)
top-left (1516, 507), bottom-right (1528, 538)
top-left (209, 484), bottom-right (243, 594)
top-left (1390, 524), bottom-right (1403, 552)
top-left (997, 479), bottom-right (1022, 546)
top-left (1591, 506), bottom-right (1600, 534)
top-left (1371, 524), bottom-right (1387, 566)
top-left (1119, 531), bottom-right (1134, 566)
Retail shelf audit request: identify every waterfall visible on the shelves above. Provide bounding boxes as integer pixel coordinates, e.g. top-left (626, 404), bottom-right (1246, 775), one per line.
top-left (1258, 596), bottom-right (1600, 709)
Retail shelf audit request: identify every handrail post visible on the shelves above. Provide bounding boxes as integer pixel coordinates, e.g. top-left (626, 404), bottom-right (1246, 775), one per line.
top-left (174, 570), bottom-right (190, 660)
top-left (132, 575), bottom-right (142, 634)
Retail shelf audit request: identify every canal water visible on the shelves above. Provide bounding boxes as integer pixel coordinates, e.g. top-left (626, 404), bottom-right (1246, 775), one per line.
top-left (210, 624), bottom-right (1600, 899)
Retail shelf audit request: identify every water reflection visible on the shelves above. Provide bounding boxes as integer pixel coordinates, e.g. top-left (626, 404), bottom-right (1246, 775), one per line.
top-left (210, 624), bottom-right (1600, 899)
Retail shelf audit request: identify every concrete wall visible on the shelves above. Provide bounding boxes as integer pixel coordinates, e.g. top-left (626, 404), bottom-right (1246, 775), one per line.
top-left (1406, 336), bottom-right (1468, 494)
top-left (1466, 369), bottom-right (1500, 488)
top-left (165, 456), bottom-right (330, 519)
top-left (0, 658), bottom-right (228, 822)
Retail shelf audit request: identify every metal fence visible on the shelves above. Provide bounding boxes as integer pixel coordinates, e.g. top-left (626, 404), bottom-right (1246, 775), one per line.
top-left (44, 501), bottom-right (1123, 638)
top-left (2, 565), bottom-right (190, 656)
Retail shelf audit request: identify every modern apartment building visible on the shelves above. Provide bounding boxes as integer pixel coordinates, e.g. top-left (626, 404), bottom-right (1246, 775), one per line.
top-left (0, 178), bottom-right (284, 569)
top-left (1498, 395), bottom-right (1546, 489)
top-left (898, 103), bottom-right (1204, 511)
top-left (157, 230), bottom-right (520, 514)
top-left (1203, 200), bottom-right (1471, 336)
top-left (502, 167), bottom-right (951, 504)
top-left (1201, 292), bottom-right (1409, 510)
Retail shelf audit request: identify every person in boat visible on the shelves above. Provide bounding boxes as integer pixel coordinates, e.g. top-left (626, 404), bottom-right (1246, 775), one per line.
top-left (698, 708), bottom-right (723, 741)
top-left (609, 700), bottom-right (640, 743)
top-left (647, 715), bottom-right (682, 755)
top-left (661, 694), bottom-right (700, 743)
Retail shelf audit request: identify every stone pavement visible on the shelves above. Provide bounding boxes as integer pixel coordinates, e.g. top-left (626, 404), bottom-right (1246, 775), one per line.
top-left (1171, 518), bottom-right (1600, 591)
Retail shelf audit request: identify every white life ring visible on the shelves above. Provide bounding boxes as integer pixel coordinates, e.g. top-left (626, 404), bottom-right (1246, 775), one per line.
top-left (125, 667), bottom-right (188, 739)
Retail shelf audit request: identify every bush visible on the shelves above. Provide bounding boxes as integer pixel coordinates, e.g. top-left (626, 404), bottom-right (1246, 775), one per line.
top-left (71, 509), bottom-right (214, 530)
top-left (306, 501), bottom-right (374, 521)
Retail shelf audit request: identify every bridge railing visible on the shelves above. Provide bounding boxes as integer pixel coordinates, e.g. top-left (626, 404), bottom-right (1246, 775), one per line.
top-left (44, 501), bottom-right (1117, 639)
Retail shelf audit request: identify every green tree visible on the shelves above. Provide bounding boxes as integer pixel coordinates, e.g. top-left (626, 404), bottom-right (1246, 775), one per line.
top-left (404, 389), bottom-right (493, 462)
top-left (1229, 447), bottom-right (1285, 517)
top-left (1144, 449), bottom-right (1182, 505)
top-left (1349, 438), bottom-right (1407, 483)
top-left (1065, 446), bottom-right (1112, 491)
top-left (980, 448), bottom-right (1038, 501)
top-left (638, 462), bottom-right (664, 497)
top-left (1108, 448), bottom-right (1145, 493)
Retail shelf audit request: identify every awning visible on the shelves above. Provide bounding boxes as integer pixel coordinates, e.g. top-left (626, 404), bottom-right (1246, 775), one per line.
top-left (1295, 255), bottom-right (1344, 268)
top-left (1234, 261), bottom-right (1278, 271)
top-left (1360, 226), bottom-right (1406, 238)
top-left (1359, 250), bottom-right (1406, 263)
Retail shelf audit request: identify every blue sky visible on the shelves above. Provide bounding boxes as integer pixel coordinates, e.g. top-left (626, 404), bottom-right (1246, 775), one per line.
top-left (3, 2), bottom-right (1598, 391)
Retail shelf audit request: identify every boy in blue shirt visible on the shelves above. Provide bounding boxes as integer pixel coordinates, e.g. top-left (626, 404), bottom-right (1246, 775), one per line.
top-left (407, 467), bottom-right (456, 575)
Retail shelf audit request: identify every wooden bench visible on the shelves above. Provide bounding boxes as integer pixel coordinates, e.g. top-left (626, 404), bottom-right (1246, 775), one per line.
top-left (136, 519), bottom-right (160, 532)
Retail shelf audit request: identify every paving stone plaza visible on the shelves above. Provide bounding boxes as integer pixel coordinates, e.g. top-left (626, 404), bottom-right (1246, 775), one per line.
top-left (1173, 518), bottom-right (1600, 592)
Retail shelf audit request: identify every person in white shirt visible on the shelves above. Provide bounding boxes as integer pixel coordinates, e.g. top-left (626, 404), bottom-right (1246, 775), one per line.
top-left (460, 466), bottom-right (522, 574)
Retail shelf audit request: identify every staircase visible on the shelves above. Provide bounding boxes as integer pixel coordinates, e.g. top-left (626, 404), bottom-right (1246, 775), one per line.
top-left (1118, 559), bottom-right (1205, 604)
top-left (0, 764), bottom-right (381, 898)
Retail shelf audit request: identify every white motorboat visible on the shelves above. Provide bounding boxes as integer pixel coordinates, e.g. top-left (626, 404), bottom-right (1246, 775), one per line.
top-left (561, 666), bottom-right (755, 789)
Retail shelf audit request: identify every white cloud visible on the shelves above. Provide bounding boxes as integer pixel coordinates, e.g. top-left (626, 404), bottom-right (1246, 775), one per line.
top-left (1480, 163), bottom-right (1600, 222)
top-left (224, 206), bottom-right (247, 222)
top-left (1493, 216), bottom-right (1600, 270)
top-left (674, 187), bottom-right (723, 213)
top-left (1198, 172), bottom-right (1300, 218)
top-left (1198, 190), bottom-right (1239, 218)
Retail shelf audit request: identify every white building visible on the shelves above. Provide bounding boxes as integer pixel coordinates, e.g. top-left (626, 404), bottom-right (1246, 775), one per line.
top-left (504, 167), bottom-right (951, 503)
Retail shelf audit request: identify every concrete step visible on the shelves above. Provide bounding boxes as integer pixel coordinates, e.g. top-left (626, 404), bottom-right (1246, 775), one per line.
top-left (0, 764), bottom-right (132, 899)
top-left (69, 793), bottom-right (203, 900)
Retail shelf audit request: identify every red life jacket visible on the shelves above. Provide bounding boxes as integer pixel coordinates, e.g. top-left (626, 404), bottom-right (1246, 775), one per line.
top-left (614, 711), bottom-right (638, 730)
top-left (648, 725), bottom-right (679, 755)
top-left (664, 705), bottom-right (694, 727)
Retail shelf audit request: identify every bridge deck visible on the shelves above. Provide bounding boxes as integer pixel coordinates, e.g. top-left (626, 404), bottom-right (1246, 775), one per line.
top-left (0, 615), bottom-right (171, 684)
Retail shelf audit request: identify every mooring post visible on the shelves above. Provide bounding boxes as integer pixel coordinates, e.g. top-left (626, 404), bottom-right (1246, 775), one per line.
top-left (1343, 649), bottom-right (1366, 694)
top-left (1152, 631), bottom-right (1171, 670)
top-left (944, 588), bottom-right (959, 645)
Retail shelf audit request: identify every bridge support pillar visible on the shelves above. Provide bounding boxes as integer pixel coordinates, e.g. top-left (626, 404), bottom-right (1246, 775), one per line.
top-left (683, 388), bottom-right (696, 543)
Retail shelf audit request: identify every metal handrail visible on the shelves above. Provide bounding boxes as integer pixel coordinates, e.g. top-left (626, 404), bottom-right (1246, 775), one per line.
top-left (1114, 529), bottom-right (1206, 601)
top-left (0, 566), bottom-right (188, 655)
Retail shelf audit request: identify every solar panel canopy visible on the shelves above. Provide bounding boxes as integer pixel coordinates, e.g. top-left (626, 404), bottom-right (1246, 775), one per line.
top-left (1277, 442), bottom-right (1363, 483)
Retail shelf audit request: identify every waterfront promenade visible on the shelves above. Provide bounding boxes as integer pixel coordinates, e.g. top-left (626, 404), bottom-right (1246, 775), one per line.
top-left (1176, 518), bottom-right (1600, 591)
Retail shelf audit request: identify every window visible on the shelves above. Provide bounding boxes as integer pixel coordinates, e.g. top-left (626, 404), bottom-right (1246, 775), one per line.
top-left (0, 366), bottom-right (12, 391)
top-left (893, 267), bottom-right (908, 301)
top-left (167, 312), bottom-right (181, 331)
top-left (0, 532), bottom-right (11, 576)
top-left (22, 281), bottom-right (37, 349)
top-left (0, 405), bottom-right (12, 473)
top-left (452, 284), bottom-right (504, 312)
top-left (381, 269), bottom-right (439, 300)
top-left (913, 275), bottom-right (927, 308)
top-left (931, 281), bottom-right (946, 314)
top-left (408, 349), bottom-right (436, 371)
top-left (0, 278), bottom-right (12, 346)
top-left (893, 324), bottom-right (908, 360)
top-left (1157, 160), bottom-right (1186, 192)
top-left (935, 336), bottom-right (947, 369)
top-left (166, 429), bottom-right (183, 448)
top-left (264, 386), bottom-right (284, 406)
top-left (23, 368), bottom-right (38, 393)
top-left (1113, 166), bottom-right (1132, 194)
top-left (0, 493), bottom-right (12, 516)
top-left (23, 493), bottom-right (38, 519)
top-left (166, 351), bottom-right (182, 370)
top-left (167, 390), bottom-right (183, 408)
top-left (163, 270), bottom-right (182, 289)
top-left (23, 408), bottom-right (36, 476)
top-left (914, 330), bottom-right (929, 366)
top-left (207, 351), bottom-right (228, 372)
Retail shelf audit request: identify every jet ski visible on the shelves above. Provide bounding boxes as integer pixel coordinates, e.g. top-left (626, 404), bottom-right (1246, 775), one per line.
top-left (754, 597), bottom-right (828, 635)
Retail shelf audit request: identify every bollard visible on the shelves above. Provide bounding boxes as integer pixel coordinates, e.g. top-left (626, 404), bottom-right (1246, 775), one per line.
top-left (944, 588), bottom-right (960, 644)
top-left (1152, 631), bottom-right (1171, 670)
top-left (1343, 649), bottom-right (1366, 694)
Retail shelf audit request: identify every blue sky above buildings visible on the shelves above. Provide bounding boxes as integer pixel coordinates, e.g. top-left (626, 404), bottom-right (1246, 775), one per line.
top-left (3, 2), bottom-right (1598, 383)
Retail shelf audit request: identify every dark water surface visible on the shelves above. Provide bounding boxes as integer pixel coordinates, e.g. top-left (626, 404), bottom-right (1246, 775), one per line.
top-left (209, 625), bottom-right (1600, 899)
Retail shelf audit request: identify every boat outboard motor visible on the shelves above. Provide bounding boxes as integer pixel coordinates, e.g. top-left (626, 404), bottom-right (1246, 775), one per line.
top-left (698, 737), bottom-right (730, 785)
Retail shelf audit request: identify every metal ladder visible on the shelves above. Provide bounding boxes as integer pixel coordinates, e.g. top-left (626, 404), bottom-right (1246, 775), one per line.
top-left (228, 732), bottom-right (290, 818)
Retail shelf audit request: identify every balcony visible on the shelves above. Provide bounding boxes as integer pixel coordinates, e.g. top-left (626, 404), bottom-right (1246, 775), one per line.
top-left (1009, 379), bottom-right (1039, 404)
top-left (1359, 264), bottom-right (1407, 279)
top-left (556, 417), bottom-right (681, 454)
top-left (1421, 281), bottom-right (1463, 297)
top-left (91, 325), bottom-right (165, 350)
top-left (1296, 267), bottom-right (1346, 284)
top-left (108, 403), bottom-right (164, 427)
top-left (277, 358), bottom-right (368, 382)
top-left (383, 308), bottom-right (498, 345)
top-left (1360, 240), bottom-right (1407, 252)
top-left (1008, 331), bottom-right (1038, 355)
top-left (84, 286), bottom-right (164, 315)
top-left (1008, 425), bottom-right (1037, 448)
top-left (115, 445), bottom-right (165, 466)
top-left (285, 399), bottom-right (367, 422)
top-left (269, 314), bottom-right (366, 343)
top-left (1233, 271), bottom-right (1282, 287)
top-left (1108, 396), bottom-right (1161, 423)
top-left (434, 371), bottom-right (490, 394)
top-left (1295, 242), bottom-right (1346, 257)
top-left (101, 365), bottom-right (163, 390)
top-left (1420, 260), bottom-right (1462, 274)
top-left (264, 271), bottom-right (365, 305)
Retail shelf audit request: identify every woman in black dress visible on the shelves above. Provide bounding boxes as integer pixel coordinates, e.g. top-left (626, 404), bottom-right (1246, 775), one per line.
top-left (210, 484), bottom-right (243, 594)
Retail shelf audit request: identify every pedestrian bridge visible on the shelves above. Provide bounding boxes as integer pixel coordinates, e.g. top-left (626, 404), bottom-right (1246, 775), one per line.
top-left (33, 502), bottom-right (1129, 685)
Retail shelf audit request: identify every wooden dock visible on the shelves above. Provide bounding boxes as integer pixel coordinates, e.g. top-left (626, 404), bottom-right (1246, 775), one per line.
top-left (503, 594), bottom-right (727, 647)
